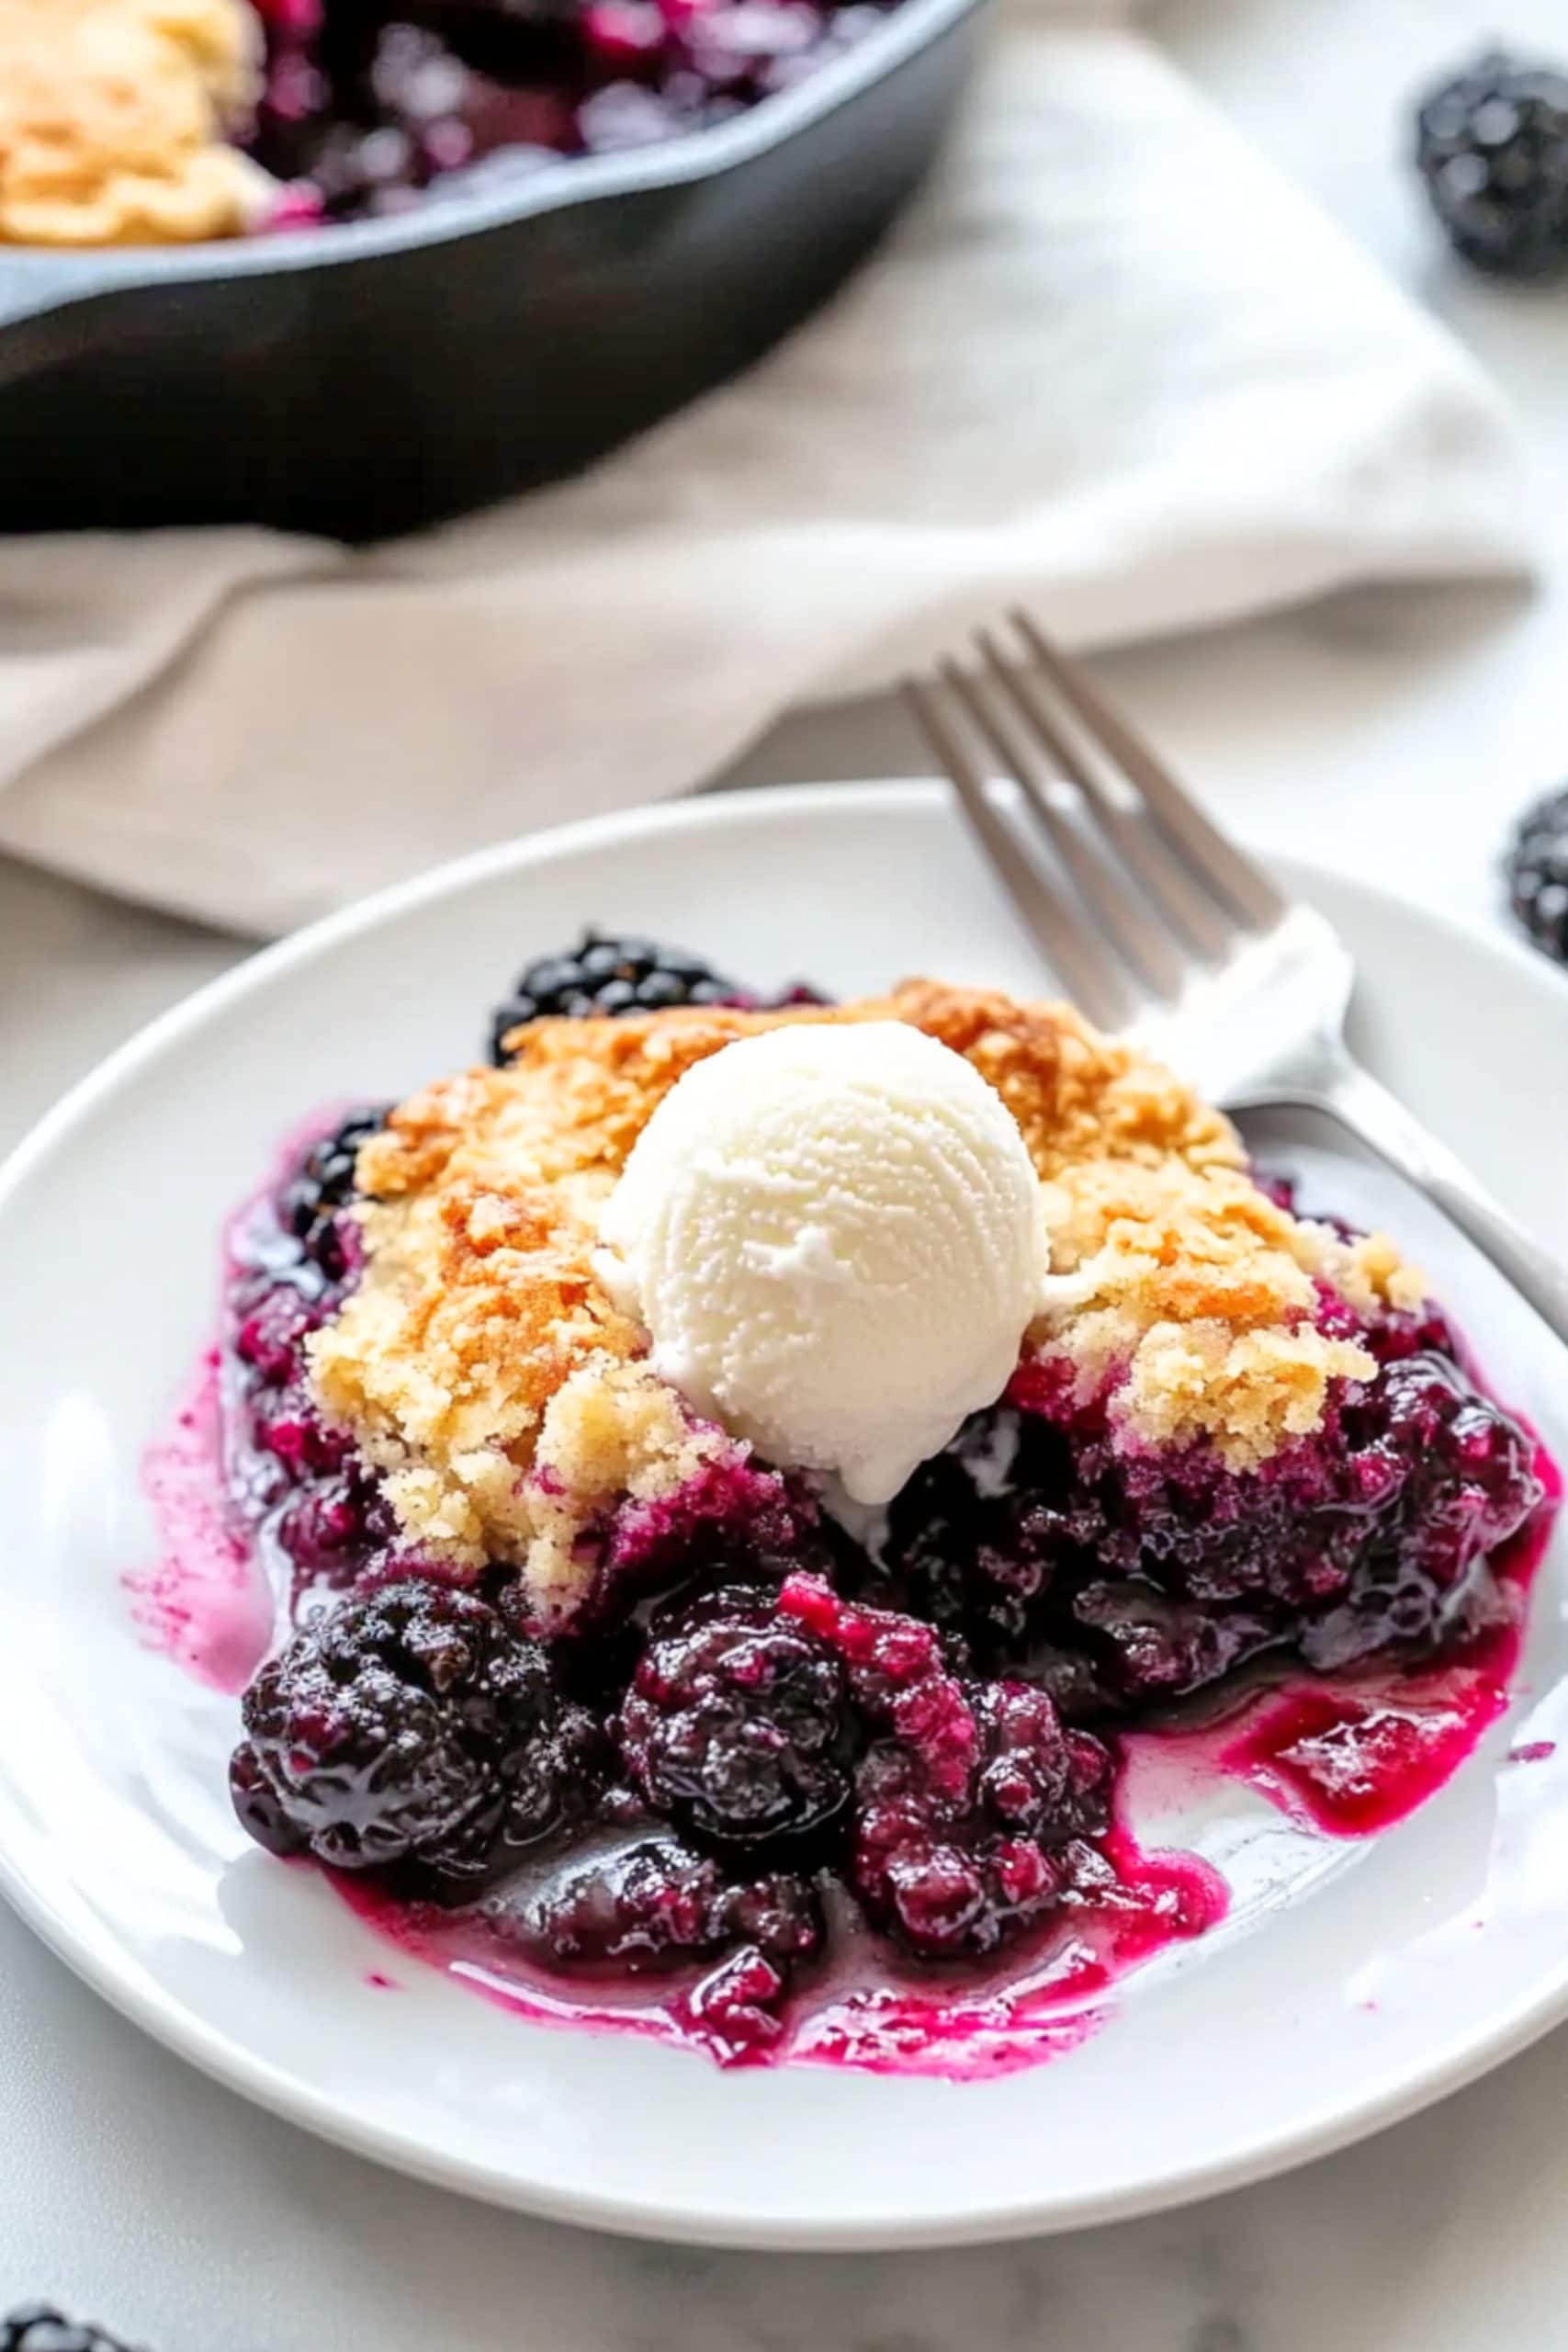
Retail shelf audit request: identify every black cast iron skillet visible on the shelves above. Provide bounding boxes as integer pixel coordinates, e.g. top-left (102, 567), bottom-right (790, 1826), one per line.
top-left (0, 0), bottom-right (983, 542)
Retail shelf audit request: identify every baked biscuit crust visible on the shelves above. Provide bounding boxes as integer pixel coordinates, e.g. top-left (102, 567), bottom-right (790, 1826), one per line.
top-left (0, 0), bottom-right (272, 246)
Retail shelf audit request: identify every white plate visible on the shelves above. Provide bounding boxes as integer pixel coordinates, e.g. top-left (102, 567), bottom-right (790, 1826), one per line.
top-left (2, 781), bottom-right (1567, 2253)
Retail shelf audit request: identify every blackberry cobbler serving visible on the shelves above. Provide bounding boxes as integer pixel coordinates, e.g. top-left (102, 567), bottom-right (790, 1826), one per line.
top-left (143, 937), bottom-right (1554, 2071)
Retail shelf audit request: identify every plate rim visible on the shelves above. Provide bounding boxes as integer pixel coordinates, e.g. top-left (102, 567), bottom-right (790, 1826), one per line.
top-left (3, 776), bottom-right (1568, 2252)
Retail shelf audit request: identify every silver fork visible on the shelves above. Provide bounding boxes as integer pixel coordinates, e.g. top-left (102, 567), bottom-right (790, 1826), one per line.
top-left (906, 607), bottom-right (1568, 1348)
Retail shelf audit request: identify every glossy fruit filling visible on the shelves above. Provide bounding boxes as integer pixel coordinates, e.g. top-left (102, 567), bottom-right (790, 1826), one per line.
top-left (246, 0), bottom-right (897, 229)
top-left (138, 966), bottom-right (1556, 2074)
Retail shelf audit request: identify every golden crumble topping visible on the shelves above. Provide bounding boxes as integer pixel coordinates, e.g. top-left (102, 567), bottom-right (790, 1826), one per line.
top-left (0, 0), bottom-right (272, 247)
top-left (309, 981), bottom-right (1421, 1614)
top-left (1029, 1159), bottom-right (1416, 1469)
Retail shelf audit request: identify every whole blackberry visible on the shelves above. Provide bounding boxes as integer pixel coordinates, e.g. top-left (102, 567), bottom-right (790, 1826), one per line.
top-left (849, 1675), bottom-right (1111, 1960)
top-left (618, 1586), bottom-right (853, 1850)
top-left (277, 1106), bottom-right (389, 1272)
top-left (971, 1679), bottom-right (1110, 1842)
top-left (1416, 50), bottom-right (1568, 278)
top-left (1302, 1352), bottom-right (1541, 1671)
top-left (1376, 1353), bottom-right (1540, 1577)
top-left (231, 1578), bottom-right (602, 1896)
top-left (487, 931), bottom-right (743, 1062)
top-left (1, 2314), bottom-right (141, 2352)
top-left (528, 1835), bottom-right (821, 1971)
top-left (1506, 784), bottom-right (1568, 964)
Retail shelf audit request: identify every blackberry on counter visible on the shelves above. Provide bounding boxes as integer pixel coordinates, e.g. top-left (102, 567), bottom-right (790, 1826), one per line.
top-left (1506, 784), bottom-right (1568, 964)
top-left (1415, 50), bottom-right (1568, 278)
top-left (1, 2312), bottom-right (141, 2352)
top-left (487, 931), bottom-right (743, 1062)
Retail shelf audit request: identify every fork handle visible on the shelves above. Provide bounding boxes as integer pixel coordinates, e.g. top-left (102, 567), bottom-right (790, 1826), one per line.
top-left (1293, 1057), bottom-right (1568, 1350)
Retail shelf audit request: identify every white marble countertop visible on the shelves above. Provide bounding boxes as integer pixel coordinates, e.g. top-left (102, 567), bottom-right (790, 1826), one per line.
top-left (7, 1), bottom-right (1568, 2343)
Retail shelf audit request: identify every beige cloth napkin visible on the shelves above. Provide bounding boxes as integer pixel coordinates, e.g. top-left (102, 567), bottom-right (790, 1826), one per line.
top-left (0, 11), bottom-right (1534, 936)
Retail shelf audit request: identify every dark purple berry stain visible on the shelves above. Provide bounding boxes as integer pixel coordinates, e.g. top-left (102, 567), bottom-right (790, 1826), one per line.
top-left (134, 952), bottom-right (1559, 2074)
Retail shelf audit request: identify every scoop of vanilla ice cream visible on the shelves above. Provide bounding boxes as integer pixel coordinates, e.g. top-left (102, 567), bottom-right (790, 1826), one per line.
top-left (594, 1023), bottom-right (1047, 1505)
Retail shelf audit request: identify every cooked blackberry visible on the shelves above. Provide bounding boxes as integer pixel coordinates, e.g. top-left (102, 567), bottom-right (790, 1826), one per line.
top-left (0, 2313), bottom-right (141, 2352)
top-left (231, 1578), bottom-right (602, 1895)
top-left (777, 1575), bottom-right (1111, 1959)
top-left (854, 1812), bottom-right (1067, 1959)
top-left (680, 1943), bottom-right (793, 2058)
top-left (618, 1585), bottom-right (853, 1850)
top-left (971, 1679), bottom-right (1111, 1841)
top-left (877, 1326), bottom-right (1540, 1713)
top-left (1081, 1580), bottom-right (1288, 1712)
top-left (526, 1835), bottom-right (821, 1971)
top-left (1069, 1581), bottom-right (1284, 1704)
top-left (1415, 50), bottom-right (1568, 277)
top-left (277, 1106), bottom-right (389, 1273)
top-left (1301, 1351), bottom-right (1541, 1670)
top-left (880, 1407), bottom-right (1071, 1654)
top-left (487, 931), bottom-right (742, 1061)
top-left (1506, 784), bottom-right (1568, 965)
top-left (851, 1727), bottom-right (1082, 1963)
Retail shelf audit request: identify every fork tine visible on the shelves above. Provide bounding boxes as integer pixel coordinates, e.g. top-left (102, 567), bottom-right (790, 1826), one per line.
top-left (1009, 609), bottom-right (1287, 931)
top-left (978, 630), bottom-right (1233, 963)
top-left (903, 674), bottom-right (1132, 1032)
top-left (952, 648), bottom-right (1187, 1002)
